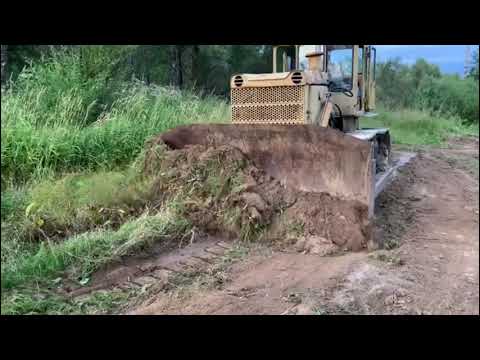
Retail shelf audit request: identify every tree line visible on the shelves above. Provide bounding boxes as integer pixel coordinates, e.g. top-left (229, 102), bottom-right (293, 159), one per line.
top-left (1, 45), bottom-right (478, 122)
top-left (376, 54), bottom-right (479, 122)
top-left (1, 45), bottom-right (273, 96)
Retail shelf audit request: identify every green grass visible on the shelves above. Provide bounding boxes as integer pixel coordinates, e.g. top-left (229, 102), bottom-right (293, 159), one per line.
top-left (1, 203), bottom-right (190, 314)
top-left (362, 108), bottom-right (479, 146)
top-left (1, 55), bottom-right (228, 315)
top-left (1, 179), bottom-right (191, 315)
top-left (1, 51), bottom-right (229, 186)
top-left (1, 84), bottom-right (229, 186)
top-left (1, 285), bottom-right (136, 315)
top-left (0, 157), bottom-right (155, 269)
top-left (1, 206), bottom-right (190, 291)
top-left (23, 167), bottom-right (152, 236)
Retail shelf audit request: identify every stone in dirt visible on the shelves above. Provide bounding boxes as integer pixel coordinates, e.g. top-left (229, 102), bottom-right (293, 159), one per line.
top-left (294, 236), bottom-right (339, 256)
top-left (292, 303), bottom-right (316, 315)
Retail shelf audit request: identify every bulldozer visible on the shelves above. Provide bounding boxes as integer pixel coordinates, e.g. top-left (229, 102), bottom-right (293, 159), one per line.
top-left (161, 45), bottom-right (412, 219)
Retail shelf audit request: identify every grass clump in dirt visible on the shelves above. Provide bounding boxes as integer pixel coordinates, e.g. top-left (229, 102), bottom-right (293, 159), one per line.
top-left (144, 143), bottom-right (271, 242)
top-left (369, 250), bottom-right (405, 266)
top-left (166, 241), bottom-right (269, 304)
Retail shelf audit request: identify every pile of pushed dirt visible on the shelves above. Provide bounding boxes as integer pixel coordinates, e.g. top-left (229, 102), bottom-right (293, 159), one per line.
top-left (143, 137), bottom-right (371, 251)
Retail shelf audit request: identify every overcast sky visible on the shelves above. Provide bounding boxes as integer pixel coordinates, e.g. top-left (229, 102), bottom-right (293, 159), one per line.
top-left (375, 45), bottom-right (477, 75)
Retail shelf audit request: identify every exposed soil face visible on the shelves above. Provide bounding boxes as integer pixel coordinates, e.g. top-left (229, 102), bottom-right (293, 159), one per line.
top-left (129, 138), bottom-right (479, 315)
top-left (144, 137), bottom-right (372, 250)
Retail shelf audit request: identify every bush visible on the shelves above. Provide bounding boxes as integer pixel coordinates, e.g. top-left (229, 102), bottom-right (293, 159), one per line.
top-left (415, 75), bottom-right (479, 123)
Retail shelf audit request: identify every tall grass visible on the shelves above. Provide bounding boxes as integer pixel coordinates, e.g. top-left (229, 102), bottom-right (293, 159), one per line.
top-left (1, 52), bottom-right (230, 186)
top-left (1, 85), bottom-right (229, 185)
top-left (0, 51), bottom-right (229, 315)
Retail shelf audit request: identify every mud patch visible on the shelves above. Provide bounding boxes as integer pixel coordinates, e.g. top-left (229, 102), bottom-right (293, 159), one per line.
top-left (63, 236), bottom-right (235, 299)
top-left (320, 262), bottom-right (415, 315)
top-left (374, 157), bottom-right (418, 249)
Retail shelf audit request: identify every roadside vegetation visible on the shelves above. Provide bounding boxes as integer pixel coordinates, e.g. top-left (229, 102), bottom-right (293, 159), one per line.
top-left (362, 108), bottom-right (478, 147)
top-left (1, 49), bottom-right (229, 314)
top-left (1, 45), bottom-right (478, 315)
top-left (363, 56), bottom-right (479, 147)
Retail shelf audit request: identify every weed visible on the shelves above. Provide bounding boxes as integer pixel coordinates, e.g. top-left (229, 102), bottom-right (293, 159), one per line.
top-left (287, 220), bottom-right (305, 237)
top-left (369, 250), bottom-right (405, 266)
top-left (313, 307), bottom-right (329, 315)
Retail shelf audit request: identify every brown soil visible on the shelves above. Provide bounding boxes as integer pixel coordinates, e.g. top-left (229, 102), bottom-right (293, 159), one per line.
top-left (128, 138), bottom-right (479, 315)
top-left (144, 136), bottom-right (371, 250)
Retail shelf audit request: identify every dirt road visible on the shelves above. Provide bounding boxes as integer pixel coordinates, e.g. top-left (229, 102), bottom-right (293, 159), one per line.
top-left (125, 138), bottom-right (479, 315)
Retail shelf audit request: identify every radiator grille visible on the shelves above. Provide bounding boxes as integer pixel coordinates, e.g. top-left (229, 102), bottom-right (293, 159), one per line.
top-left (231, 86), bottom-right (305, 124)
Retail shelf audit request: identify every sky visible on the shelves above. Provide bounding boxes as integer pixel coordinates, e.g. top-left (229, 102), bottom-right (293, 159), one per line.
top-left (374, 45), bottom-right (477, 76)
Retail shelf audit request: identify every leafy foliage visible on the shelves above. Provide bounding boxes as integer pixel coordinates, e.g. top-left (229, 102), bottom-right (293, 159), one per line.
top-left (376, 57), bottom-right (479, 123)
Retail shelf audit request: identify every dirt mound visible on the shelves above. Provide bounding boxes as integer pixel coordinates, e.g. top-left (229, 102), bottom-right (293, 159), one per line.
top-left (131, 139), bottom-right (480, 315)
top-left (143, 136), bottom-right (371, 251)
top-left (159, 124), bottom-right (375, 208)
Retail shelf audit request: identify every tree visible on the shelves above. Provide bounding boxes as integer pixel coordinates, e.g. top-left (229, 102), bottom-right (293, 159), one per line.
top-left (1, 45), bottom-right (7, 85)
top-left (1, 45), bottom-right (274, 95)
top-left (468, 46), bottom-right (479, 81)
top-left (376, 58), bottom-right (413, 108)
top-left (411, 58), bottom-right (441, 88)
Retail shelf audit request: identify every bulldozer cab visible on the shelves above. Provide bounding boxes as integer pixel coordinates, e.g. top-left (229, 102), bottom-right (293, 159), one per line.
top-left (273, 45), bottom-right (322, 72)
top-left (272, 45), bottom-right (377, 113)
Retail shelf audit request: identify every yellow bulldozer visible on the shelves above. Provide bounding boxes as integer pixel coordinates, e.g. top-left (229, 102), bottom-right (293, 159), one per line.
top-left (161, 45), bottom-right (413, 219)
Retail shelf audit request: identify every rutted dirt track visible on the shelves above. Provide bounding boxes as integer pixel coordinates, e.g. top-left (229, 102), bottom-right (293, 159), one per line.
top-left (125, 139), bottom-right (478, 315)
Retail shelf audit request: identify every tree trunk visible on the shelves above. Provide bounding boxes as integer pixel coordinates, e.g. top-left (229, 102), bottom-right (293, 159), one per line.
top-left (192, 45), bottom-right (200, 88)
top-left (169, 45), bottom-right (184, 88)
top-left (1, 45), bottom-right (8, 86)
top-left (176, 45), bottom-right (184, 88)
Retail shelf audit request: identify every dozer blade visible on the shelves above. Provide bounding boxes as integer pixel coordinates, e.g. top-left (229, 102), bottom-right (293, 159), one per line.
top-left (160, 124), bottom-right (376, 216)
